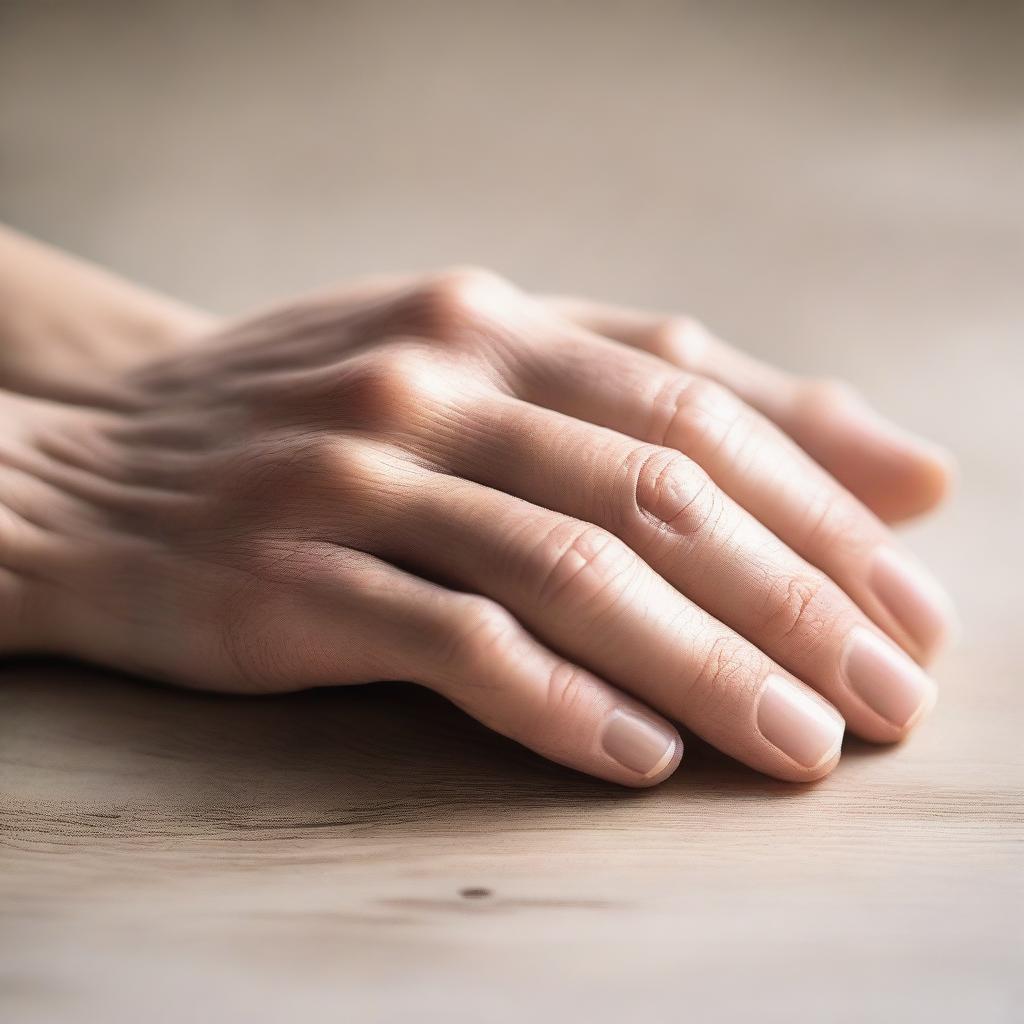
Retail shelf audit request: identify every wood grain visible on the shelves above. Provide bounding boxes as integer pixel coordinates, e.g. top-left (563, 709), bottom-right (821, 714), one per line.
top-left (1, 2), bottom-right (1022, 1021)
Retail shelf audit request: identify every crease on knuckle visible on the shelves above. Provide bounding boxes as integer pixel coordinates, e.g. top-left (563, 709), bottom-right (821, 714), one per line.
top-left (514, 661), bottom-right (596, 742)
top-left (762, 572), bottom-right (828, 645)
top-left (798, 495), bottom-right (865, 556)
top-left (630, 445), bottom-right (721, 540)
top-left (440, 596), bottom-right (520, 679)
top-left (235, 434), bottom-right (412, 542)
top-left (271, 434), bottom-right (377, 500)
top-left (647, 315), bottom-right (711, 370)
top-left (650, 375), bottom-right (746, 459)
top-left (532, 521), bottom-right (637, 616)
top-left (335, 347), bottom-right (450, 433)
top-left (543, 660), bottom-right (593, 721)
top-left (691, 635), bottom-right (758, 706)
top-left (404, 267), bottom-right (516, 339)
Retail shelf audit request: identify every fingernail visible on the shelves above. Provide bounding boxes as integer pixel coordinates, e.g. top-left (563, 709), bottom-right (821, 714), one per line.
top-left (842, 626), bottom-right (937, 729)
top-left (601, 710), bottom-right (679, 779)
top-left (870, 547), bottom-right (958, 655)
top-left (756, 676), bottom-right (844, 768)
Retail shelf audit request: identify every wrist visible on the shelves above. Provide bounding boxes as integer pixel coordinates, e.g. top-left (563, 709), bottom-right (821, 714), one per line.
top-left (0, 225), bottom-right (215, 403)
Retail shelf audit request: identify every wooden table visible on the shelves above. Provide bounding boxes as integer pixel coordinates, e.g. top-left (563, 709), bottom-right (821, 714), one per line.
top-left (1, 3), bottom-right (1021, 1021)
top-left (2, 646), bottom-right (1022, 1022)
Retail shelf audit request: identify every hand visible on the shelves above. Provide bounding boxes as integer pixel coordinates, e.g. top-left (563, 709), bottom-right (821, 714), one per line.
top-left (2, 268), bottom-right (956, 786)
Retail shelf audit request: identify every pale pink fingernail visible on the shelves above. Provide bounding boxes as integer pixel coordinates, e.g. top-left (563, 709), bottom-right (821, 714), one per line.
top-left (756, 676), bottom-right (844, 768)
top-left (842, 626), bottom-right (937, 729)
top-left (600, 710), bottom-right (679, 779)
top-left (870, 547), bottom-right (958, 655)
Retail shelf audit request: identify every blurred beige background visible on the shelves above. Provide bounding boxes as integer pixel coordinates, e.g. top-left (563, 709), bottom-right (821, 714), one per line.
top-left (1, 2), bottom-right (1022, 1022)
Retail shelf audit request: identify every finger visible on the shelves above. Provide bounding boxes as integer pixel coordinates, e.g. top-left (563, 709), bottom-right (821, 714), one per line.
top-left (543, 296), bottom-right (955, 524)
top-left (515, 325), bottom-right (957, 663)
top-left (311, 546), bottom-right (683, 788)
top-left (440, 393), bottom-right (937, 741)
top-left (353, 471), bottom-right (845, 783)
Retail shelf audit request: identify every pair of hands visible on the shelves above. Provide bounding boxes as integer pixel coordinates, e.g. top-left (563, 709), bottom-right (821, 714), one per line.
top-left (1, 238), bottom-right (956, 786)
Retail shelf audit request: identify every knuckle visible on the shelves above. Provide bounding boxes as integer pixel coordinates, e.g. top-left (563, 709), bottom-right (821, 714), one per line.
top-left (650, 374), bottom-right (746, 456)
top-left (406, 266), bottom-right (518, 338)
top-left (504, 661), bottom-right (598, 740)
top-left (543, 661), bottom-right (594, 719)
top-left (691, 634), bottom-right (761, 704)
top-left (335, 347), bottom-right (447, 433)
top-left (760, 572), bottom-right (829, 646)
top-left (629, 445), bottom-right (720, 538)
top-left (441, 596), bottom-right (521, 675)
top-left (796, 377), bottom-right (861, 419)
top-left (798, 494), bottom-right (870, 557)
top-left (530, 520), bottom-right (638, 614)
top-left (234, 433), bottom-right (387, 525)
top-left (647, 315), bottom-right (712, 369)
top-left (290, 435), bottom-right (380, 495)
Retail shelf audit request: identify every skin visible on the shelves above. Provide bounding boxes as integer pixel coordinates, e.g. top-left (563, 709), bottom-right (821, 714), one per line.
top-left (0, 226), bottom-right (213, 400)
top-left (0, 229), bottom-right (957, 787)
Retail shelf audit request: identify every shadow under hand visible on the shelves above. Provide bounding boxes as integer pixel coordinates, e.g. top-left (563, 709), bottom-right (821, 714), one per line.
top-left (0, 660), bottom-right (813, 844)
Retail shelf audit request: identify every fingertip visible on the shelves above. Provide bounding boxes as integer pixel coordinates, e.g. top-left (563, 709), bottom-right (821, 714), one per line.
top-left (843, 679), bottom-right (938, 750)
top-left (793, 382), bottom-right (957, 523)
top-left (764, 746), bottom-right (843, 784)
top-left (800, 746), bottom-right (843, 782)
top-left (881, 434), bottom-right (957, 524)
top-left (869, 547), bottom-right (960, 665)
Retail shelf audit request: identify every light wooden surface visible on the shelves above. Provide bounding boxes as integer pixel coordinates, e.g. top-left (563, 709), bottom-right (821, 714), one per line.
top-left (1, 3), bottom-right (1022, 1021)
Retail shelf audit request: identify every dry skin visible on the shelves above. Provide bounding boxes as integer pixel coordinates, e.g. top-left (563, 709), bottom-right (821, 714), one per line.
top-left (0, 2), bottom-right (1022, 1021)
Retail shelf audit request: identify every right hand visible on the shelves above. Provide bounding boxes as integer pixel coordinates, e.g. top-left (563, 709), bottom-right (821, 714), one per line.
top-left (2, 268), bottom-right (955, 786)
